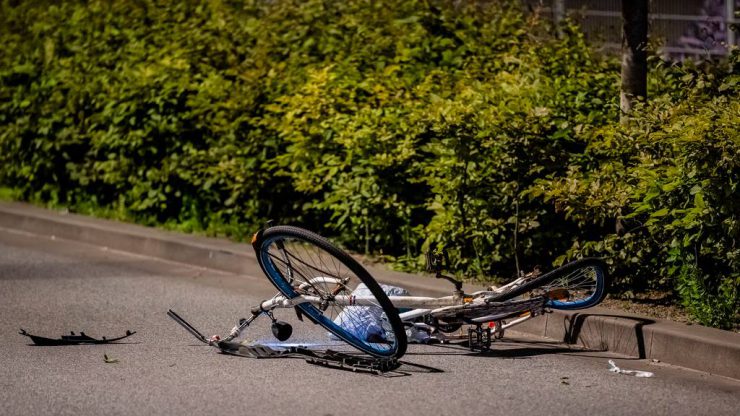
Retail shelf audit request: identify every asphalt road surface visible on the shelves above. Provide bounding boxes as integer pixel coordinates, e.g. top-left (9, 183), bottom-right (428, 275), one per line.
top-left (1, 226), bottom-right (738, 416)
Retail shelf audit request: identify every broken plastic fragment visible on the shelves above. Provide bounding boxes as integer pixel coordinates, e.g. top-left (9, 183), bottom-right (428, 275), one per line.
top-left (19, 329), bottom-right (136, 346)
top-left (608, 359), bottom-right (654, 378)
top-left (103, 353), bottom-right (119, 364)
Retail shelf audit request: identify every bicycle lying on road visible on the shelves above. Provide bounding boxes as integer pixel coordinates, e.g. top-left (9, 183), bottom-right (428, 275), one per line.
top-left (169, 225), bottom-right (608, 364)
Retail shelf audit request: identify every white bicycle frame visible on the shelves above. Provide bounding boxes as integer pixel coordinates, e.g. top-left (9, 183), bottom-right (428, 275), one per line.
top-left (254, 274), bottom-right (543, 336)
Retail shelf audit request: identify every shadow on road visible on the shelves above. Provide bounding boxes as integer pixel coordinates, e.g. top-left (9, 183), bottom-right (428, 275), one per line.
top-left (405, 339), bottom-right (583, 359)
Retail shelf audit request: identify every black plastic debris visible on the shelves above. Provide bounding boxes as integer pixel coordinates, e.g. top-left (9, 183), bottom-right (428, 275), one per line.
top-left (19, 329), bottom-right (136, 346)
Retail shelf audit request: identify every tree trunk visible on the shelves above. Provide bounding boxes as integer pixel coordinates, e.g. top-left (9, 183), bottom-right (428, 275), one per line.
top-left (621, 0), bottom-right (649, 122)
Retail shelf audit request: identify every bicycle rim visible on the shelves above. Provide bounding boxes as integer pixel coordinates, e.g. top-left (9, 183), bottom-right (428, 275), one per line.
top-left (252, 226), bottom-right (407, 359)
top-left (541, 260), bottom-right (607, 309)
top-left (492, 258), bottom-right (608, 310)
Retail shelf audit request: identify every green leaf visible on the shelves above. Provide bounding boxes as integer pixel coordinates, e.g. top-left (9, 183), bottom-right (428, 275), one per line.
top-left (694, 192), bottom-right (706, 210)
top-left (651, 208), bottom-right (670, 218)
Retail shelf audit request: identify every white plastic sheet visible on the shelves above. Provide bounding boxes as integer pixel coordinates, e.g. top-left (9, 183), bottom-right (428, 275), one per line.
top-left (331, 283), bottom-right (410, 343)
top-left (608, 360), bottom-right (654, 378)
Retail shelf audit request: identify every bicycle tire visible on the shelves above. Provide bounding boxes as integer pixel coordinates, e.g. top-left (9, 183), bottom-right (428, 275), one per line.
top-left (252, 225), bottom-right (407, 359)
top-left (489, 258), bottom-right (609, 310)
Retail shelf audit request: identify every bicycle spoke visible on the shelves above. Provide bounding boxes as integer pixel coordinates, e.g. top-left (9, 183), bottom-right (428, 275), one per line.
top-left (264, 237), bottom-right (387, 340)
top-left (540, 266), bottom-right (599, 302)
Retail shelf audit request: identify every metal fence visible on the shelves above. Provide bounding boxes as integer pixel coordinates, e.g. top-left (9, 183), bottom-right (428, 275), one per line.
top-left (523, 0), bottom-right (739, 59)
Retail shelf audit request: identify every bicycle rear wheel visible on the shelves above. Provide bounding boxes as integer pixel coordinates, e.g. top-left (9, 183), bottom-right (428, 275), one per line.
top-left (251, 225), bottom-right (407, 359)
top-left (491, 258), bottom-right (609, 310)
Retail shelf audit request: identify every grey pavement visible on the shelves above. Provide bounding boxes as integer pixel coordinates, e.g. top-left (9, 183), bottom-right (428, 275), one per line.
top-left (1, 200), bottom-right (739, 381)
top-left (1, 227), bottom-right (739, 416)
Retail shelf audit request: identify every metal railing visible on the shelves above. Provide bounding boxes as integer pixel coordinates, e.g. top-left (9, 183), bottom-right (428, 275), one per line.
top-left (524, 0), bottom-right (738, 58)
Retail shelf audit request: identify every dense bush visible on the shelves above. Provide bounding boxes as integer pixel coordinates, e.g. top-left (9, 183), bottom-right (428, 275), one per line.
top-left (0, 0), bottom-right (297, 234)
top-left (0, 0), bottom-right (737, 328)
top-left (259, 2), bottom-right (621, 276)
top-left (531, 51), bottom-right (739, 328)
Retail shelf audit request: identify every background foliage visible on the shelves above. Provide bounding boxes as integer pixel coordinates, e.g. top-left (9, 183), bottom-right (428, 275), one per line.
top-left (0, 0), bottom-right (737, 328)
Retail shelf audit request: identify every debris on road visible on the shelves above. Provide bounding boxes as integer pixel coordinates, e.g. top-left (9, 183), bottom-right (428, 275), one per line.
top-left (19, 329), bottom-right (136, 346)
top-left (608, 360), bottom-right (654, 378)
top-left (103, 354), bottom-right (119, 364)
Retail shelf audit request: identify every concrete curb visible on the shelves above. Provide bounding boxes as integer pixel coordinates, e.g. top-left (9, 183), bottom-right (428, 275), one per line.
top-left (1, 201), bottom-right (738, 380)
top-left (0, 201), bottom-right (257, 275)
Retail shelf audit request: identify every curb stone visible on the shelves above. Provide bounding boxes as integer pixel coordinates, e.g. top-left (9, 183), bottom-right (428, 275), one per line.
top-left (1, 201), bottom-right (738, 380)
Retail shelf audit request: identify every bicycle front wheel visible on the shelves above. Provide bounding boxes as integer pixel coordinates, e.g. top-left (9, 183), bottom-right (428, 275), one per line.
top-left (492, 258), bottom-right (609, 310)
top-left (251, 225), bottom-right (407, 359)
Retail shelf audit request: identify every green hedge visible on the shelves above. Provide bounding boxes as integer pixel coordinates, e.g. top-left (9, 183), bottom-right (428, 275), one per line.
top-left (531, 54), bottom-right (740, 328)
top-left (1, 0), bottom-right (737, 328)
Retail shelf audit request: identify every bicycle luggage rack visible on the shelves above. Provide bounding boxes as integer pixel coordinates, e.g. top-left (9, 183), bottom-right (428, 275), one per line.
top-left (218, 339), bottom-right (401, 375)
top-left (302, 350), bottom-right (401, 375)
